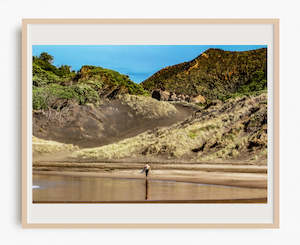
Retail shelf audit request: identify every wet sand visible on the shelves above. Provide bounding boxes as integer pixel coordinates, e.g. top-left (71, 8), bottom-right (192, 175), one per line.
top-left (33, 173), bottom-right (267, 203)
top-left (33, 161), bottom-right (267, 189)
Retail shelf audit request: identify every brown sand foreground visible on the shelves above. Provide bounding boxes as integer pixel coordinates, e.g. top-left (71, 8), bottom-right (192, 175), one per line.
top-left (33, 161), bottom-right (267, 189)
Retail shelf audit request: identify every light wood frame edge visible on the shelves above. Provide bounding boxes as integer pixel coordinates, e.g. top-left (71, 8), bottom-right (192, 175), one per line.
top-left (21, 18), bottom-right (280, 229)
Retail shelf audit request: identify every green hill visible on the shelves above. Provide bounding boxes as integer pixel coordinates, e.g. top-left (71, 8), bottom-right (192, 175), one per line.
top-left (141, 48), bottom-right (267, 101)
top-left (32, 53), bottom-right (148, 110)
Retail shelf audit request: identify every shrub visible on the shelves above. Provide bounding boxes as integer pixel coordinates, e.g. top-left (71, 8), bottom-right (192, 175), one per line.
top-left (32, 83), bottom-right (100, 110)
top-left (78, 66), bottom-right (149, 96)
top-left (39, 52), bottom-right (54, 63)
top-left (32, 63), bottom-right (62, 86)
top-left (32, 86), bottom-right (49, 110)
top-left (73, 83), bottom-right (100, 105)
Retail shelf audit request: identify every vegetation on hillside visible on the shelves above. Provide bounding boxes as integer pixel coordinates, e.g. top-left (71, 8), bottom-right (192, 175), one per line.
top-left (117, 94), bottom-right (177, 119)
top-left (32, 53), bottom-right (149, 110)
top-left (32, 136), bottom-right (79, 155)
top-left (142, 48), bottom-right (267, 101)
top-left (32, 49), bottom-right (268, 163)
top-left (72, 93), bottom-right (267, 163)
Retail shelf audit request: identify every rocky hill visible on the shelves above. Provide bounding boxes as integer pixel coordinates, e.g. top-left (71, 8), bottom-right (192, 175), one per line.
top-left (142, 48), bottom-right (267, 101)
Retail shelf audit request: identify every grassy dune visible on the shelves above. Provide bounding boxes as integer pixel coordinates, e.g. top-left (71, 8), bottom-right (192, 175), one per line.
top-left (32, 136), bottom-right (79, 155)
top-left (118, 94), bottom-right (177, 119)
top-left (71, 93), bottom-right (267, 163)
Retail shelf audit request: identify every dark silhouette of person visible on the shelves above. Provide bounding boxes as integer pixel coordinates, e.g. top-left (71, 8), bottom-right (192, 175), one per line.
top-left (141, 164), bottom-right (151, 177)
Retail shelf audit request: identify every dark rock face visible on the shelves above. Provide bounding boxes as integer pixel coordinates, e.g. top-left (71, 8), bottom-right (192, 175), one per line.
top-left (168, 92), bottom-right (177, 101)
top-left (106, 87), bottom-right (124, 99)
top-left (152, 89), bottom-right (191, 102)
top-left (151, 89), bottom-right (170, 101)
top-left (152, 90), bottom-right (162, 100)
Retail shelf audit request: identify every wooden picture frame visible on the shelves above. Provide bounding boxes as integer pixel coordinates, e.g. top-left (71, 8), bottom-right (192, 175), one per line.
top-left (22, 19), bottom-right (279, 228)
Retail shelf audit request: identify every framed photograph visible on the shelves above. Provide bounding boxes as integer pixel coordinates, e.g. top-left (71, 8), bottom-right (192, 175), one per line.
top-left (22, 19), bottom-right (279, 228)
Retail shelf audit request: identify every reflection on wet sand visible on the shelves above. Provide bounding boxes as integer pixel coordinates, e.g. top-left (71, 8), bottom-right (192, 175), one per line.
top-left (33, 174), bottom-right (267, 203)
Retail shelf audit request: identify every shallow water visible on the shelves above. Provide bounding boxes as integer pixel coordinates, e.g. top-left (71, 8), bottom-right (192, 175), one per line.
top-left (33, 174), bottom-right (267, 202)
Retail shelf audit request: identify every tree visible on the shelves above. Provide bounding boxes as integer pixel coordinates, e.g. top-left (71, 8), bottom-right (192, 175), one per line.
top-left (59, 65), bottom-right (71, 76)
top-left (39, 52), bottom-right (54, 64)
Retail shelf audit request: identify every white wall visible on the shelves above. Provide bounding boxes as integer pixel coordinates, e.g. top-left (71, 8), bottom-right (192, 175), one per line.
top-left (0, 0), bottom-right (299, 244)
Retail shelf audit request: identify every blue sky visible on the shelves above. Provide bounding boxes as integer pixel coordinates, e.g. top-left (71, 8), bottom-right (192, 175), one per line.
top-left (33, 45), bottom-right (267, 83)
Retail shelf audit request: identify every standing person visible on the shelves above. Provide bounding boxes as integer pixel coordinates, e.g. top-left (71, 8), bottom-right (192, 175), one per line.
top-left (141, 164), bottom-right (151, 177)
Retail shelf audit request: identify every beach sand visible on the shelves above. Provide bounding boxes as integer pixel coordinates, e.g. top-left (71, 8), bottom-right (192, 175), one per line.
top-left (33, 161), bottom-right (267, 189)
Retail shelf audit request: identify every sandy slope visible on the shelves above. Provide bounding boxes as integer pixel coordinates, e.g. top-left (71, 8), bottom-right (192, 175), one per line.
top-left (33, 95), bottom-right (196, 148)
top-left (71, 94), bottom-right (268, 163)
